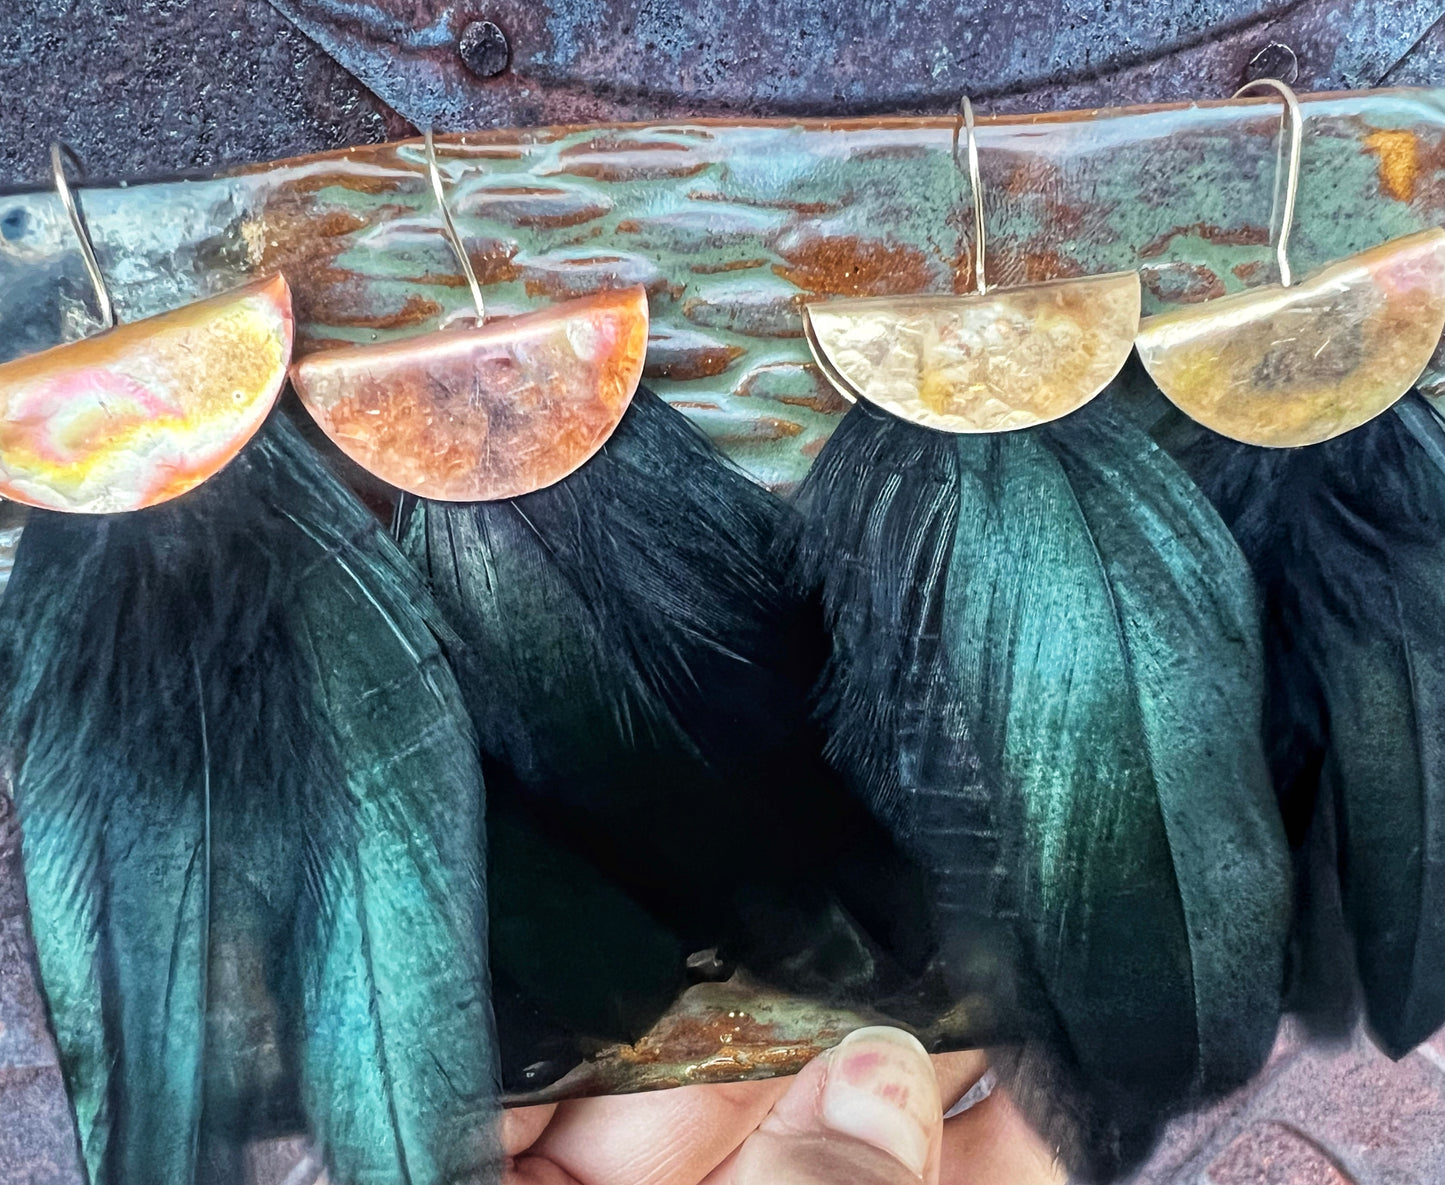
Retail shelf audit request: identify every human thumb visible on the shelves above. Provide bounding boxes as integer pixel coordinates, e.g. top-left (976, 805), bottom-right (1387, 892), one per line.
top-left (711, 1027), bottom-right (943, 1185)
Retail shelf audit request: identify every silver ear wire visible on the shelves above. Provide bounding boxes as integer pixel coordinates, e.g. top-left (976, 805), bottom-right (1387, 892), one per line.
top-left (1231, 78), bottom-right (1302, 289)
top-left (51, 142), bottom-right (116, 331)
top-left (422, 128), bottom-right (486, 323)
top-left (952, 97), bottom-right (988, 295)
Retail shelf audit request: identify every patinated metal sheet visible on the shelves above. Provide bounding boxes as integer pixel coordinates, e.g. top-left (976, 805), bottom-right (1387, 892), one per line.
top-left (4, 90), bottom-right (1445, 489)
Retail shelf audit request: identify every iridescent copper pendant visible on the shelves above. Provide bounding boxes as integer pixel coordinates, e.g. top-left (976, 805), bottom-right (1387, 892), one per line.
top-left (292, 286), bottom-right (649, 502)
top-left (1137, 80), bottom-right (1445, 448)
top-left (803, 98), bottom-right (1140, 434)
top-left (290, 130), bottom-right (650, 502)
top-left (0, 274), bottom-right (293, 513)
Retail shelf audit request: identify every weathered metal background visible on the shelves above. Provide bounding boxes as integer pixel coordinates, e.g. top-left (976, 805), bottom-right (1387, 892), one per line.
top-left (267, 0), bottom-right (1445, 127)
top-left (5, 3), bottom-right (1445, 1184)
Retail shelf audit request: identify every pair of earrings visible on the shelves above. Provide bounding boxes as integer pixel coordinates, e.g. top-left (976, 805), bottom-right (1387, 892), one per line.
top-left (0, 127), bottom-right (896, 1185)
top-left (785, 84), bottom-right (1383, 1182)
top-left (804, 81), bottom-right (1445, 449)
top-left (0, 133), bottom-right (648, 514)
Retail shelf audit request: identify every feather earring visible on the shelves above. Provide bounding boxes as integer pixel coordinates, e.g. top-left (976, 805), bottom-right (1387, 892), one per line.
top-left (0, 149), bottom-right (498, 1185)
top-left (290, 130), bottom-right (899, 1087)
top-left (1179, 393), bottom-right (1445, 1060)
top-left (790, 395), bottom-right (1292, 1179)
top-left (1150, 78), bottom-right (1445, 1061)
top-left (791, 101), bottom-right (1291, 1181)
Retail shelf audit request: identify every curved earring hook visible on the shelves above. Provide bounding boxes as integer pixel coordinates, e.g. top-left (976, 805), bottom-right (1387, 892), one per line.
top-left (422, 127), bottom-right (487, 323)
top-left (952, 96), bottom-right (988, 295)
top-left (1231, 77), bottom-right (1302, 289)
top-left (51, 142), bottom-right (116, 332)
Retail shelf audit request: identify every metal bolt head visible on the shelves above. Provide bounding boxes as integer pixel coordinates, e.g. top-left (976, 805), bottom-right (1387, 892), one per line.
top-left (459, 20), bottom-right (510, 79)
top-left (1244, 41), bottom-right (1300, 86)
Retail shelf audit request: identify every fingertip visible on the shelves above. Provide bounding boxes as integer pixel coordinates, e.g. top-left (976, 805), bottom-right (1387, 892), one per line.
top-left (817, 1027), bottom-right (942, 1179)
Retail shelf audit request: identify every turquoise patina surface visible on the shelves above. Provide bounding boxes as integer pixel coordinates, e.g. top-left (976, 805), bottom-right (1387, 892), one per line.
top-left (1, 88), bottom-right (1444, 490)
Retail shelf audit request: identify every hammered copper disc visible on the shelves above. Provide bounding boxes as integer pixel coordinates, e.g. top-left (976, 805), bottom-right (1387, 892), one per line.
top-left (0, 275), bottom-right (293, 513)
top-left (291, 286), bottom-right (650, 501)
top-left (802, 271), bottom-right (1141, 433)
top-left (1136, 229), bottom-right (1445, 447)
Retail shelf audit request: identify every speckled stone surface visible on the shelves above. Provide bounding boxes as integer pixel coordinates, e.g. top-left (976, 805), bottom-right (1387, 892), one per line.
top-left (1123, 1020), bottom-right (1445, 1185)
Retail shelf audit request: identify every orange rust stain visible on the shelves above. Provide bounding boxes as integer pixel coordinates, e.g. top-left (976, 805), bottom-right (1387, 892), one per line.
top-left (615, 219), bottom-right (643, 233)
top-left (992, 247), bottom-right (1088, 286)
top-left (467, 243), bottom-right (522, 286)
top-left (282, 170), bottom-right (411, 196)
top-left (1232, 260), bottom-right (1267, 283)
top-left (556, 142), bottom-right (711, 182)
top-left (680, 292), bottom-right (806, 338)
top-left (773, 236), bottom-right (933, 297)
top-left (691, 258), bottom-right (771, 275)
top-left (618, 1009), bottom-right (812, 1069)
top-left (474, 187), bottom-right (614, 229)
top-left (1139, 222), bottom-right (1271, 259)
top-left (1141, 263), bottom-right (1227, 304)
top-left (736, 363), bottom-right (850, 414)
top-left (1000, 156), bottom-right (1067, 199)
top-left (1365, 129), bottom-right (1421, 202)
top-left (644, 343), bottom-right (746, 381)
top-left (688, 190), bottom-right (838, 216)
top-left (560, 137), bottom-right (700, 157)
top-left (776, 388), bottom-right (851, 415)
top-left (709, 418), bottom-right (806, 445)
top-left (329, 294), bottom-right (444, 331)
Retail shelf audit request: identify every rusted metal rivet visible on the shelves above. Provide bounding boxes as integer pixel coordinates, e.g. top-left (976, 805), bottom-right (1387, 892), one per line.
top-left (1244, 41), bottom-right (1300, 86)
top-left (458, 20), bottom-right (510, 79)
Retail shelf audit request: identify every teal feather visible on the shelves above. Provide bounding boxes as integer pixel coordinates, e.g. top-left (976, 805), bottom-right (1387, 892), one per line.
top-left (792, 395), bottom-right (1291, 1179)
top-left (1183, 395), bottom-right (1445, 1057)
top-left (0, 414), bottom-right (499, 1185)
top-left (402, 387), bottom-right (906, 1084)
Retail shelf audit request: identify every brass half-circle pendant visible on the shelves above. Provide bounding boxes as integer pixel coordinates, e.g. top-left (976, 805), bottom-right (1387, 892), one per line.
top-left (0, 274), bottom-right (293, 513)
top-left (802, 271), bottom-right (1141, 433)
top-left (1136, 229), bottom-right (1445, 447)
top-left (291, 286), bottom-right (650, 501)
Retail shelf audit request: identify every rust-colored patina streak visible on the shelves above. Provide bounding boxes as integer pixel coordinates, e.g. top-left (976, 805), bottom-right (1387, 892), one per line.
top-left (291, 286), bottom-right (649, 500)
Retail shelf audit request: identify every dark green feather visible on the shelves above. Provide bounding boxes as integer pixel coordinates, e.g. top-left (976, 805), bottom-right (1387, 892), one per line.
top-left (402, 387), bottom-right (903, 1083)
top-left (1183, 395), bottom-right (1445, 1057)
top-left (0, 415), bottom-right (499, 1185)
top-left (792, 395), bottom-right (1291, 1180)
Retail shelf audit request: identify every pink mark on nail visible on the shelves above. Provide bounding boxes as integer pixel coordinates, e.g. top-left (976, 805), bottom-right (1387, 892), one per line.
top-left (840, 1050), bottom-right (887, 1086)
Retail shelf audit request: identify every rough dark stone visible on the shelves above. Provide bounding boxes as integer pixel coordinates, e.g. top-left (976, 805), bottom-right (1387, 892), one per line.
top-left (264, 0), bottom-right (1445, 131)
top-left (0, 0), bottom-right (407, 186)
